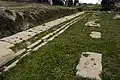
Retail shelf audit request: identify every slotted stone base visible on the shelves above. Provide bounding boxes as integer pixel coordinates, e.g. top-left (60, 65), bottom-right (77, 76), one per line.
top-left (90, 31), bottom-right (101, 39)
top-left (85, 21), bottom-right (100, 27)
top-left (76, 52), bottom-right (102, 80)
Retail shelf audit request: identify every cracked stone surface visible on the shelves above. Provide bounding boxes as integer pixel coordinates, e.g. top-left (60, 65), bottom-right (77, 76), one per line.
top-left (0, 41), bottom-right (14, 67)
top-left (76, 52), bottom-right (102, 80)
top-left (90, 31), bottom-right (101, 39)
top-left (0, 41), bottom-right (14, 57)
top-left (1, 12), bottom-right (84, 44)
top-left (85, 20), bottom-right (100, 27)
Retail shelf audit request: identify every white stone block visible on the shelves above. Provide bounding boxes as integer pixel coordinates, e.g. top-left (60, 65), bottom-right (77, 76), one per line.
top-left (90, 31), bottom-right (101, 39)
top-left (76, 52), bottom-right (102, 80)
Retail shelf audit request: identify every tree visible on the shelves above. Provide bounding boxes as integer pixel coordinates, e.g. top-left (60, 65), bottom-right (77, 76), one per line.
top-left (66, 0), bottom-right (73, 6)
top-left (74, 0), bottom-right (79, 6)
top-left (101, 0), bottom-right (115, 10)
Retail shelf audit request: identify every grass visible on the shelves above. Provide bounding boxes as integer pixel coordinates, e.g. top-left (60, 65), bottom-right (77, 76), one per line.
top-left (99, 12), bottom-right (120, 80)
top-left (1, 11), bottom-right (120, 80)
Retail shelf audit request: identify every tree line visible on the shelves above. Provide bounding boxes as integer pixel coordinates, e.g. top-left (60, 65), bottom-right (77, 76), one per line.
top-left (101, 0), bottom-right (119, 9)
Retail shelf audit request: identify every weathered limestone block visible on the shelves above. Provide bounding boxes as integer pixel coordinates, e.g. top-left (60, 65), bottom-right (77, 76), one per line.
top-left (90, 31), bottom-right (101, 39)
top-left (76, 52), bottom-right (102, 80)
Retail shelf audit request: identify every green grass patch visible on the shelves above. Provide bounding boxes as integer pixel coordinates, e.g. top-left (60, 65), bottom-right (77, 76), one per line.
top-left (99, 12), bottom-right (120, 80)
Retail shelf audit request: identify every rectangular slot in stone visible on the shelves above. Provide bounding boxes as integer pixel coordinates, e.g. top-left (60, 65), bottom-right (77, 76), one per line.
top-left (76, 52), bottom-right (102, 80)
